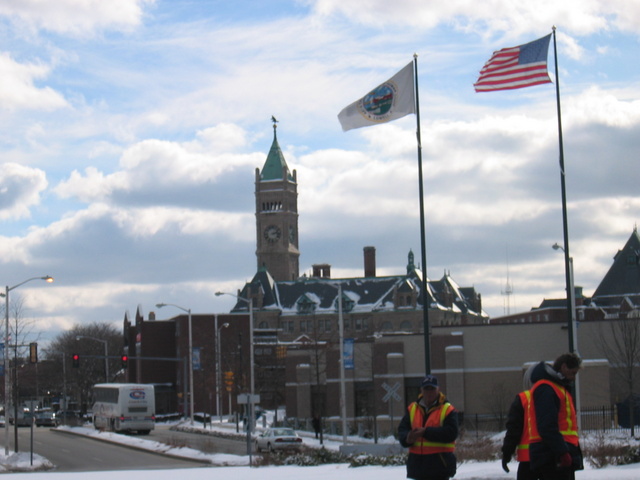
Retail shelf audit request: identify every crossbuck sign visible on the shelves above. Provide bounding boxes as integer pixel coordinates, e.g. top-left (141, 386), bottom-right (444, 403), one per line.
top-left (382, 381), bottom-right (401, 403)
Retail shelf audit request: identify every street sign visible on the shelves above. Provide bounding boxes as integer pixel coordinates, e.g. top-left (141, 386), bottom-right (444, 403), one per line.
top-left (237, 393), bottom-right (260, 405)
top-left (382, 381), bottom-right (401, 403)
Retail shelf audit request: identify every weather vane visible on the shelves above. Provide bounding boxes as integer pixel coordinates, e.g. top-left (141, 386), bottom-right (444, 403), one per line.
top-left (271, 115), bottom-right (278, 130)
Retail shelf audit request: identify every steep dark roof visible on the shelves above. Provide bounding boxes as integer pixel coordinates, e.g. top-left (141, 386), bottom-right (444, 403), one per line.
top-left (260, 126), bottom-right (294, 182)
top-left (592, 227), bottom-right (640, 301)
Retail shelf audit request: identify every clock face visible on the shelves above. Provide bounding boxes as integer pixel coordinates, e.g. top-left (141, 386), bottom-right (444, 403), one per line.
top-left (289, 225), bottom-right (295, 243)
top-left (264, 225), bottom-right (281, 243)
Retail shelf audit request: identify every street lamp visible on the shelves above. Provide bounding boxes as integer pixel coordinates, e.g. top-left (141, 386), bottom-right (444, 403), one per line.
top-left (552, 243), bottom-right (577, 354)
top-left (156, 302), bottom-right (194, 425)
top-left (3, 275), bottom-right (53, 454)
top-left (215, 291), bottom-right (255, 457)
top-left (552, 242), bottom-right (581, 429)
top-left (215, 316), bottom-right (229, 422)
top-left (337, 284), bottom-right (347, 445)
top-left (75, 335), bottom-right (109, 383)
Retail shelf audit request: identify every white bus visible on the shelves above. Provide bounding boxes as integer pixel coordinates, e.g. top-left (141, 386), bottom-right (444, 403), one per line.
top-left (92, 383), bottom-right (155, 435)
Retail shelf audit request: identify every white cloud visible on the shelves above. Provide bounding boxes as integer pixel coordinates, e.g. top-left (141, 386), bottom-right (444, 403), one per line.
top-left (0, 0), bottom-right (154, 36)
top-left (0, 163), bottom-right (47, 219)
top-left (0, 53), bottom-right (68, 111)
top-left (54, 128), bottom-right (262, 204)
top-left (308, 0), bottom-right (639, 36)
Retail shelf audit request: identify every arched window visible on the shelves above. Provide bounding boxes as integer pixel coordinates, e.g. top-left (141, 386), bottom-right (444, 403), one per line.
top-left (380, 321), bottom-right (392, 331)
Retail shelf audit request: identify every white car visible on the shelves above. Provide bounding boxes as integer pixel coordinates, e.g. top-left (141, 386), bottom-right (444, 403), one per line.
top-left (255, 428), bottom-right (303, 453)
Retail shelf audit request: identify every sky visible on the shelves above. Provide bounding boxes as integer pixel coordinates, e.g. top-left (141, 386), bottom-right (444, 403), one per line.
top-left (0, 0), bottom-right (639, 347)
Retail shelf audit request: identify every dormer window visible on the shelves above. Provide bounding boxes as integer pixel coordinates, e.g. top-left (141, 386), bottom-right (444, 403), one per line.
top-left (296, 294), bottom-right (317, 314)
top-left (334, 294), bottom-right (354, 313)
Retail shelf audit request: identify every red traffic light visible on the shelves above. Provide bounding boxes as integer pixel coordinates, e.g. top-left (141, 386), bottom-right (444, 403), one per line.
top-left (72, 353), bottom-right (80, 368)
top-left (121, 355), bottom-right (128, 368)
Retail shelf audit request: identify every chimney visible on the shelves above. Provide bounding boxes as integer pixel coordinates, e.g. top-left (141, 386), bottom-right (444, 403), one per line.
top-left (364, 246), bottom-right (376, 277)
top-left (312, 264), bottom-right (331, 278)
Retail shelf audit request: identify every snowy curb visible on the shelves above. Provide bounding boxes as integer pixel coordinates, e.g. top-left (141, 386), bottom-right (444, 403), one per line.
top-left (51, 427), bottom-right (218, 465)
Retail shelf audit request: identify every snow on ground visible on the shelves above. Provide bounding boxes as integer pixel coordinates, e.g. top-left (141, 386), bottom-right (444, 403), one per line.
top-left (1, 416), bottom-right (640, 478)
top-left (2, 456), bottom-right (640, 480)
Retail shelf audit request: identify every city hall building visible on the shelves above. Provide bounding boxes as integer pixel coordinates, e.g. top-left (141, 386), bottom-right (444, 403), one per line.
top-left (123, 124), bottom-right (639, 433)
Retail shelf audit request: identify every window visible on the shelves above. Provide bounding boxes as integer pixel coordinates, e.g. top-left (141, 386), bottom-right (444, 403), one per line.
top-left (334, 295), bottom-right (355, 313)
top-left (354, 317), bottom-right (369, 331)
top-left (399, 320), bottom-right (412, 332)
top-left (296, 295), bottom-right (317, 314)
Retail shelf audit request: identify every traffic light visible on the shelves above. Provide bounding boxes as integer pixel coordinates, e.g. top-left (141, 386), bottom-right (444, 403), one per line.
top-left (72, 353), bottom-right (80, 368)
top-left (121, 355), bottom-right (128, 369)
top-left (29, 342), bottom-right (38, 363)
top-left (224, 371), bottom-right (234, 392)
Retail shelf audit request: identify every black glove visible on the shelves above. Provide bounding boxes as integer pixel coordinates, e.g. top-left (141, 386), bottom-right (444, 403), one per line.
top-left (501, 456), bottom-right (510, 473)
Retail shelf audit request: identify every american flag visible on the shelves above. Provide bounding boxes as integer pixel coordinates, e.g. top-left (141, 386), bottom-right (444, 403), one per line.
top-left (474, 34), bottom-right (552, 92)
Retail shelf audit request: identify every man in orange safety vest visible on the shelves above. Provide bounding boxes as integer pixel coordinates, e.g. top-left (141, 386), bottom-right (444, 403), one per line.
top-left (398, 375), bottom-right (458, 480)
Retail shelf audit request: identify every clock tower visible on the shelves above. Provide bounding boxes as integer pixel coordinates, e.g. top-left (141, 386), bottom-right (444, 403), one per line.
top-left (255, 121), bottom-right (300, 281)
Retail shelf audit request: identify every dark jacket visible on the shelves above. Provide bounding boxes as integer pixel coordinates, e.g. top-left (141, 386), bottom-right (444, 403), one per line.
top-left (502, 393), bottom-right (525, 461)
top-left (528, 361), bottom-right (583, 472)
top-left (502, 362), bottom-right (547, 461)
top-left (398, 392), bottom-right (458, 479)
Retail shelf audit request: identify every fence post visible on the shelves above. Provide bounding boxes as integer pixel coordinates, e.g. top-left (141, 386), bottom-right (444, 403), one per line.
top-left (475, 413), bottom-right (479, 439)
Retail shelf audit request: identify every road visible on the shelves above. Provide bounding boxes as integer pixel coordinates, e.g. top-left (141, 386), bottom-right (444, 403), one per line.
top-left (2, 425), bottom-right (212, 472)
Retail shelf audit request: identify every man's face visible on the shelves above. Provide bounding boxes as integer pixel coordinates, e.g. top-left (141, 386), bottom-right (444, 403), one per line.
top-left (560, 363), bottom-right (580, 381)
top-left (421, 386), bottom-right (439, 404)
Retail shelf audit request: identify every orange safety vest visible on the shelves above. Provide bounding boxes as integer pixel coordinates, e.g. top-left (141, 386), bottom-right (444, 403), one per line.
top-left (516, 390), bottom-right (532, 462)
top-left (528, 379), bottom-right (579, 447)
top-left (408, 400), bottom-right (456, 454)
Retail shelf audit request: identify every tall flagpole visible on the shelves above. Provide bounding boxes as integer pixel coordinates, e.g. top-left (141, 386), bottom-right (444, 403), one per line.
top-left (413, 53), bottom-right (431, 374)
top-left (552, 27), bottom-right (575, 354)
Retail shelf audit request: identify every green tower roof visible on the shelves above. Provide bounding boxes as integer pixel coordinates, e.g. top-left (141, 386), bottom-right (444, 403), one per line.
top-left (261, 124), bottom-right (294, 182)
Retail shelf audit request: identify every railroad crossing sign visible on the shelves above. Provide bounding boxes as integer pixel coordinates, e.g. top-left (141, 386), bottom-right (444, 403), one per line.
top-left (382, 381), bottom-right (401, 403)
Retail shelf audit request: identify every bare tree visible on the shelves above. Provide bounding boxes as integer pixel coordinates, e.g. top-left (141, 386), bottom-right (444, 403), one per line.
top-left (598, 317), bottom-right (640, 437)
top-left (482, 381), bottom-right (512, 431)
top-left (3, 295), bottom-right (42, 411)
top-left (44, 322), bottom-right (123, 412)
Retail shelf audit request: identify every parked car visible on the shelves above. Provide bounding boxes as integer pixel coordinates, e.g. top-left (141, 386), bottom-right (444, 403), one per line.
top-left (55, 410), bottom-right (82, 426)
top-left (8, 410), bottom-right (34, 426)
top-left (34, 411), bottom-right (57, 427)
top-left (255, 428), bottom-right (303, 453)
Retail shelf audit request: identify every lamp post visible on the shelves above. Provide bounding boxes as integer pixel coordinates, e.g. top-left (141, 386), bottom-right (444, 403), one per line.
top-left (336, 283), bottom-right (347, 445)
top-left (3, 275), bottom-right (53, 454)
top-left (215, 291), bottom-right (254, 457)
top-left (552, 243), bottom-right (578, 354)
top-left (75, 335), bottom-right (109, 383)
top-left (215, 316), bottom-right (229, 422)
top-left (552, 242), bottom-right (581, 429)
top-left (156, 302), bottom-right (194, 425)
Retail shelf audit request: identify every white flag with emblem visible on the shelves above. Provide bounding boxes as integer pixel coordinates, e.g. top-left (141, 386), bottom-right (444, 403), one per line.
top-left (338, 62), bottom-right (415, 132)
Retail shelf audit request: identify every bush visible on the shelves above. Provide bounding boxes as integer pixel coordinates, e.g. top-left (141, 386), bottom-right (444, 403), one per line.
top-left (254, 447), bottom-right (406, 467)
top-left (582, 433), bottom-right (640, 468)
top-left (454, 433), bottom-right (501, 463)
